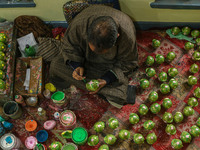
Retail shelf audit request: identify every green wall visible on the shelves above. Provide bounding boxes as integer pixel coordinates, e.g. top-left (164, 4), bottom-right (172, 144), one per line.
top-left (1, 0), bottom-right (200, 22)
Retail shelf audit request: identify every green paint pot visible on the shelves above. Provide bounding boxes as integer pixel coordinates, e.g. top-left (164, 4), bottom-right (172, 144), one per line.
top-left (72, 127), bottom-right (88, 145)
top-left (51, 91), bottom-right (69, 107)
top-left (61, 143), bottom-right (78, 150)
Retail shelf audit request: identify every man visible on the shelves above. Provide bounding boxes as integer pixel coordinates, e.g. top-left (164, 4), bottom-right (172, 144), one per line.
top-left (50, 5), bottom-right (138, 108)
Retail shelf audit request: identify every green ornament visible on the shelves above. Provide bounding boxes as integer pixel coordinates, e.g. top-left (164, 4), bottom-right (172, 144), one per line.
top-left (148, 91), bottom-right (158, 102)
top-left (188, 97), bottom-right (198, 107)
top-left (0, 79), bottom-right (5, 91)
top-left (190, 63), bottom-right (199, 74)
top-left (190, 125), bottom-right (200, 137)
top-left (0, 51), bottom-right (5, 61)
top-left (133, 133), bottom-right (145, 144)
top-left (150, 103), bottom-right (161, 114)
top-left (196, 117), bottom-right (200, 128)
top-left (165, 124), bottom-right (176, 135)
top-left (0, 33), bottom-right (7, 43)
top-left (86, 79), bottom-right (99, 91)
top-left (0, 70), bottom-right (5, 79)
top-left (158, 72), bottom-right (168, 82)
top-left (94, 121), bottom-right (105, 133)
top-left (0, 42), bottom-right (6, 51)
top-left (98, 144), bottom-right (109, 150)
top-left (184, 42), bottom-right (194, 51)
top-left (162, 112), bottom-right (173, 123)
top-left (140, 79), bottom-right (149, 89)
top-left (188, 75), bottom-right (197, 86)
top-left (174, 112), bottom-right (184, 123)
top-left (24, 45), bottom-right (36, 57)
top-left (118, 129), bottom-right (130, 140)
top-left (143, 120), bottom-right (155, 130)
top-left (166, 52), bottom-right (176, 62)
top-left (146, 132), bottom-right (157, 145)
top-left (192, 51), bottom-right (200, 61)
top-left (191, 30), bottom-right (200, 38)
top-left (168, 68), bottom-right (178, 77)
top-left (162, 98), bottom-right (172, 109)
top-left (196, 38), bottom-right (200, 45)
top-left (171, 139), bottom-right (183, 150)
top-left (171, 27), bottom-right (181, 36)
top-left (160, 83), bottom-right (170, 94)
top-left (182, 26), bottom-right (191, 36)
top-left (49, 141), bottom-right (62, 150)
top-left (129, 113), bottom-right (140, 125)
top-left (0, 60), bottom-right (6, 70)
top-left (88, 135), bottom-right (99, 146)
top-left (145, 56), bottom-right (154, 66)
top-left (194, 87), bottom-right (200, 98)
top-left (104, 134), bottom-right (116, 145)
top-left (108, 118), bottom-right (119, 129)
top-left (183, 106), bottom-right (194, 116)
top-left (152, 39), bottom-right (161, 48)
top-left (146, 68), bottom-right (156, 77)
top-left (138, 104), bottom-right (148, 115)
top-left (169, 78), bottom-right (178, 90)
top-left (180, 131), bottom-right (192, 143)
top-left (155, 54), bottom-right (165, 64)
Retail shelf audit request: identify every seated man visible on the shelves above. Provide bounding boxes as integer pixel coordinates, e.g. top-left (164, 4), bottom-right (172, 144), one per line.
top-left (50, 5), bottom-right (138, 108)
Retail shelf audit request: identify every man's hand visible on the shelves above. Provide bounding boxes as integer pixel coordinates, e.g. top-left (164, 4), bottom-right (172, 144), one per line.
top-left (89, 79), bottom-right (106, 94)
top-left (72, 67), bottom-right (86, 80)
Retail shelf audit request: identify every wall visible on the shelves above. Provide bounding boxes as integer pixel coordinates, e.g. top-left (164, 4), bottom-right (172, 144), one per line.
top-left (0, 0), bottom-right (200, 22)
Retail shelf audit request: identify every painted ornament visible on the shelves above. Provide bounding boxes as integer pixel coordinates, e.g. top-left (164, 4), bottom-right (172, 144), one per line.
top-left (94, 121), bottom-right (105, 133)
top-left (180, 131), bottom-right (192, 143)
top-left (140, 79), bottom-right (149, 89)
top-left (0, 60), bottom-right (6, 70)
top-left (191, 30), bottom-right (200, 38)
top-left (190, 125), bottom-right (200, 137)
top-left (155, 54), bottom-right (165, 64)
top-left (143, 120), bottom-right (155, 130)
top-left (98, 144), bottom-right (109, 150)
top-left (129, 113), bottom-right (140, 125)
top-left (192, 51), bottom-right (200, 61)
top-left (104, 134), bottom-right (116, 145)
top-left (196, 117), bottom-right (200, 128)
top-left (152, 39), bottom-right (161, 48)
top-left (168, 68), bottom-right (178, 77)
top-left (108, 118), bottom-right (119, 129)
top-left (0, 79), bottom-right (5, 91)
top-left (166, 52), bottom-right (176, 62)
top-left (171, 27), bottom-right (181, 35)
top-left (138, 104), bottom-right (148, 115)
top-left (188, 75), bottom-right (197, 86)
top-left (171, 139), bottom-right (183, 150)
top-left (0, 42), bottom-right (6, 51)
top-left (0, 51), bottom-right (5, 61)
top-left (162, 112), bottom-right (173, 123)
top-left (182, 26), bottom-right (191, 35)
top-left (174, 112), bottom-right (184, 123)
top-left (148, 91), bottom-right (158, 102)
top-left (194, 87), bottom-right (200, 98)
top-left (190, 63), bottom-right (199, 74)
top-left (133, 133), bottom-right (145, 144)
top-left (86, 80), bottom-right (99, 91)
top-left (87, 135), bottom-right (99, 146)
top-left (145, 56), bottom-right (154, 66)
top-left (118, 129), bottom-right (130, 140)
top-left (169, 78), bottom-right (178, 90)
top-left (146, 132), bottom-right (157, 145)
top-left (0, 70), bottom-right (5, 79)
top-left (158, 72), bottom-right (168, 82)
top-left (184, 42), bottom-right (194, 51)
top-left (183, 106), bottom-right (194, 116)
top-left (196, 38), bottom-right (200, 45)
top-left (165, 124), bottom-right (176, 135)
top-left (160, 83), bottom-right (170, 94)
top-left (146, 68), bottom-right (156, 77)
top-left (188, 97), bottom-right (198, 107)
top-left (150, 103), bottom-right (161, 114)
top-left (162, 98), bottom-right (172, 109)
top-left (0, 33), bottom-right (7, 43)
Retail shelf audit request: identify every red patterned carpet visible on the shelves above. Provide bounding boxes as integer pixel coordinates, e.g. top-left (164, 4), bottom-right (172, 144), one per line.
top-left (9, 29), bottom-right (200, 150)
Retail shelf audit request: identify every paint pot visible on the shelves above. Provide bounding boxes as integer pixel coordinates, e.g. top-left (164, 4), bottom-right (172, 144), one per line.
top-left (59, 110), bottom-right (76, 129)
top-left (3, 101), bottom-right (22, 119)
top-left (0, 122), bottom-right (5, 136)
top-left (15, 95), bottom-right (26, 106)
top-left (0, 133), bottom-right (22, 150)
top-left (36, 130), bottom-right (48, 143)
top-left (61, 143), bottom-right (78, 150)
top-left (25, 136), bottom-right (37, 149)
top-left (54, 112), bottom-right (60, 120)
top-left (34, 143), bottom-right (47, 150)
top-left (26, 97), bottom-right (38, 107)
top-left (49, 141), bottom-right (62, 150)
top-left (25, 120), bottom-right (37, 132)
top-left (43, 89), bottom-right (51, 99)
top-left (72, 127), bottom-right (88, 145)
top-left (51, 91), bottom-right (69, 108)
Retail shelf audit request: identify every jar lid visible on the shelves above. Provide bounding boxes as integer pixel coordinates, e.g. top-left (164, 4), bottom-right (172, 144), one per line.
top-left (0, 133), bottom-right (16, 149)
top-left (72, 127), bottom-right (88, 144)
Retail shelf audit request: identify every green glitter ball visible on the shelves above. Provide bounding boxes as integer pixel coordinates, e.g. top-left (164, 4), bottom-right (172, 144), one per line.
top-left (162, 112), bottom-right (173, 123)
top-left (87, 135), bottom-right (99, 146)
top-left (104, 134), bottom-right (116, 145)
top-left (171, 27), bottom-right (181, 36)
top-left (146, 132), bottom-right (157, 145)
top-left (160, 83), bottom-right (170, 94)
top-left (169, 78), bottom-right (178, 90)
top-left (162, 98), bottom-right (172, 109)
top-left (140, 79), bottom-right (149, 89)
top-left (171, 139), bottom-right (183, 150)
top-left (129, 113), bottom-right (140, 125)
top-left (182, 26), bottom-right (191, 36)
top-left (180, 131), bottom-right (192, 143)
top-left (165, 124), bottom-right (176, 135)
top-left (146, 68), bottom-right (156, 77)
top-left (190, 125), bottom-right (200, 137)
top-left (143, 120), bottom-right (155, 130)
top-left (148, 91), bottom-right (158, 102)
top-left (168, 68), bottom-right (178, 77)
top-left (158, 72), bottom-right (168, 82)
top-left (174, 112), bottom-right (184, 123)
top-left (133, 133), bottom-right (145, 144)
top-left (155, 54), bottom-right (165, 65)
top-left (183, 106), bottom-right (194, 116)
top-left (93, 121), bottom-right (105, 133)
top-left (191, 30), bottom-right (200, 38)
top-left (138, 104), bottom-right (148, 115)
top-left (118, 129), bottom-right (130, 140)
top-left (145, 56), bottom-right (154, 66)
top-left (152, 39), bottom-right (161, 48)
top-left (150, 103), bottom-right (161, 114)
top-left (188, 97), bottom-right (198, 107)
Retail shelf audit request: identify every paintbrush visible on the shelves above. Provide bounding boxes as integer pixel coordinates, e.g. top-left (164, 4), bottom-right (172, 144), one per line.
top-left (67, 62), bottom-right (87, 83)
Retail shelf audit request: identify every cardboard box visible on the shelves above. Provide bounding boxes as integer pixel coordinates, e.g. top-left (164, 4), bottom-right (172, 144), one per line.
top-left (14, 57), bottom-right (44, 100)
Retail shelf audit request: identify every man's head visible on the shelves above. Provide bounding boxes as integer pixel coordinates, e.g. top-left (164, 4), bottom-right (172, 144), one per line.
top-left (87, 16), bottom-right (119, 54)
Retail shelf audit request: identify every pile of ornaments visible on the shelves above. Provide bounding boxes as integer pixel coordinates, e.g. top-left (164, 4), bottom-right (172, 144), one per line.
top-left (0, 33), bottom-right (7, 92)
